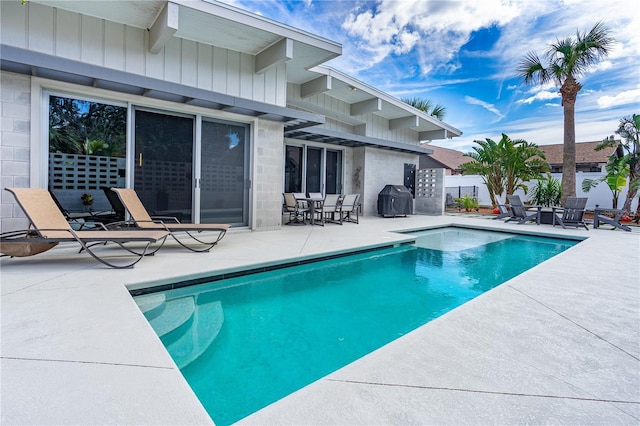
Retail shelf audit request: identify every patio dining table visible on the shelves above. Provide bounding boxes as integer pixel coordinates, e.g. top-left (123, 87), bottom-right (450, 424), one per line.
top-left (294, 196), bottom-right (324, 226)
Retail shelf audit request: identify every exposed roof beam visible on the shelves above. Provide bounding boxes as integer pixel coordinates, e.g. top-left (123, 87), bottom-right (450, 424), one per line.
top-left (419, 129), bottom-right (449, 141)
top-left (300, 75), bottom-right (331, 98)
top-left (149, 1), bottom-right (179, 54)
top-left (350, 97), bottom-right (381, 116)
top-left (389, 115), bottom-right (419, 130)
top-left (255, 38), bottom-right (293, 74)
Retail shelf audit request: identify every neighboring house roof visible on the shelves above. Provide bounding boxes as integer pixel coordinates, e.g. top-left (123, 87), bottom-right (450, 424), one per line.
top-left (420, 145), bottom-right (469, 171)
top-left (538, 141), bottom-right (615, 165)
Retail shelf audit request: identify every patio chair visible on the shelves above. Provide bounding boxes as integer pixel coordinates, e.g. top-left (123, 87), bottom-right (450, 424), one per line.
top-left (111, 188), bottom-right (230, 252)
top-left (552, 197), bottom-right (589, 230)
top-left (1, 188), bottom-right (168, 268)
top-left (314, 194), bottom-right (342, 226)
top-left (593, 206), bottom-right (632, 232)
top-left (492, 202), bottom-right (511, 220)
top-left (506, 195), bottom-right (540, 225)
top-left (283, 192), bottom-right (307, 225)
top-left (337, 194), bottom-right (360, 224)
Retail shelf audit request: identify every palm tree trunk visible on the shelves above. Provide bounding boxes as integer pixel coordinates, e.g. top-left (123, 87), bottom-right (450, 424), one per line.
top-left (559, 78), bottom-right (581, 205)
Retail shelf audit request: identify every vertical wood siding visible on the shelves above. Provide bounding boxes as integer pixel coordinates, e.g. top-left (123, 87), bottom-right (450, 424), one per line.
top-left (1, 1), bottom-right (286, 106)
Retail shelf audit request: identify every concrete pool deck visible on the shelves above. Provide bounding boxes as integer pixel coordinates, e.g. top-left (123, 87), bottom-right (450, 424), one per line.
top-left (1, 214), bottom-right (639, 425)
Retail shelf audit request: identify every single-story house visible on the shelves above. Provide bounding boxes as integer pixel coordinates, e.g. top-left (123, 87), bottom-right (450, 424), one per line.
top-left (538, 141), bottom-right (615, 173)
top-left (0, 0), bottom-right (461, 233)
top-left (419, 144), bottom-right (469, 175)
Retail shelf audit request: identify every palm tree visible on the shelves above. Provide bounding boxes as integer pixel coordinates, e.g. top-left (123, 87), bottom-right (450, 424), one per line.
top-left (401, 97), bottom-right (447, 120)
top-left (517, 22), bottom-right (615, 205)
top-left (460, 134), bottom-right (549, 207)
top-left (460, 137), bottom-right (505, 208)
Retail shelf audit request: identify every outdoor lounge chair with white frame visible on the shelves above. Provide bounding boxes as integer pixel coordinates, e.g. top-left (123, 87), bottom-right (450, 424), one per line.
top-left (111, 188), bottom-right (230, 252)
top-left (0, 188), bottom-right (168, 268)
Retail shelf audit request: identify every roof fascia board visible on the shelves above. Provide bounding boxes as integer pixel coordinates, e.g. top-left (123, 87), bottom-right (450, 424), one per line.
top-left (149, 1), bottom-right (179, 54)
top-left (0, 44), bottom-right (324, 126)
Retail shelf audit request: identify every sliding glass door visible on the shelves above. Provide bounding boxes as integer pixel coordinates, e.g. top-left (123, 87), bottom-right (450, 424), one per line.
top-left (200, 120), bottom-right (249, 224)
top-left (284, 144), bottom-right (343, 195)
top-left (134, 109), bottom-right (194, 222)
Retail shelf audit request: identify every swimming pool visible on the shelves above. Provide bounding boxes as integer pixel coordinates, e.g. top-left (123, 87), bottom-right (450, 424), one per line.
top-left (134, 227), bottom-right (578, 425)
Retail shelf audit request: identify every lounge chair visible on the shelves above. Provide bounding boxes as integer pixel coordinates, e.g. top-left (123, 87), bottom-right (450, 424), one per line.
top-left (552, 197), bottom-right (589, 230)
top-left (506, 195), bottom-right (540, 225)
top-left (593, 206), bottom-right (632, 232)
top-left (1, 188), bottom-right (168, 268)
top-left (111, 188), bottom-right (230, 252)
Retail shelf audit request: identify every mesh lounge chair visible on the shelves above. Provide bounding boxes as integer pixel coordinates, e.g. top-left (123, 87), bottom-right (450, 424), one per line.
top-left (111, 188), bottom-right (230, 252)
top-left (506, 195), bottom-right (540, 225)
top-left (0, 188), bottom-right (168, 268)
top-left (552, 197), bottom-right (589, 230)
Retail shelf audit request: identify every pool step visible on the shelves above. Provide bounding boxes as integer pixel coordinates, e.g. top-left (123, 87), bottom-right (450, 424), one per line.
top-left (134, 293), bottom-right (166, 317)
top-left (167, 299), bottom-right (224, 369)
top-left (146, 297), bottom-right (196, 338)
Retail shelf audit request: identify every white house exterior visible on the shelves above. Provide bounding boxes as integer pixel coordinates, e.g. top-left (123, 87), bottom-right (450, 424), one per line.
top-left (1, 0), bottom-right (461, 232)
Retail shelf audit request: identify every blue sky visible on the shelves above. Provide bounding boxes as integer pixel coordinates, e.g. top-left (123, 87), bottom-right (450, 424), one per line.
top-left (220, 0), bottom-right (639, 153)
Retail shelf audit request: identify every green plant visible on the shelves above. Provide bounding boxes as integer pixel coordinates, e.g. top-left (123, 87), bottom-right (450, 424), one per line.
top-left (530, 176), bottom-right (561, 207)
top-left (582, 152), bottom-right (629, 208)
top-left (517, 22), bottom-right (615, 204)
top-left (460, 133), bottom-right (548, 207)
top-left (455, 194), bottom-right (479, 212)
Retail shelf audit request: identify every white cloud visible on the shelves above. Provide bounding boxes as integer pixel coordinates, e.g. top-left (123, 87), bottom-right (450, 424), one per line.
top-left (516, 90), bottom-right (561, 105)
top-left (464, 96), bottom-right (505, 119)
top-left (597, 88), bottom-right (640, 108)
top-left (341, 0), bottom-right (523, 74)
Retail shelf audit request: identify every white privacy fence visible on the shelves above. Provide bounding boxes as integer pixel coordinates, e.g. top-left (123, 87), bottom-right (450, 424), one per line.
top-left (445, 172), bottom-right (639, 210)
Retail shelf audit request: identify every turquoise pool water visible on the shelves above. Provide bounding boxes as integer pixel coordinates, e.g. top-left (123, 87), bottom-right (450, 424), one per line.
top-left (134, 228), bottom-right (577, 425)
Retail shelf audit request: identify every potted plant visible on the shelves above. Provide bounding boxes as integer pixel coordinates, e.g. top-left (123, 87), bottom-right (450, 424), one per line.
top-left (529, 176), bottom-right (561, 224)
top-left (455, 194), bottom-right (479, 212)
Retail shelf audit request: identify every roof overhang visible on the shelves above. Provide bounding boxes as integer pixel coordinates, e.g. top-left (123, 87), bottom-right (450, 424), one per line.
top-left (290, 66), bottom-right (463, 141)
top-left (0, 45), bottom-right (324, 130)
top-left (30, 0), bottom-right (341, 80)
top-left (285, 126), bottom-right (434, 155)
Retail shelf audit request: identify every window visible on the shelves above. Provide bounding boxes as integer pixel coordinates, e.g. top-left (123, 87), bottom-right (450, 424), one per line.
top-left (48, 95), bottom-right (127, 213)
top-left (284, 144), bottom-right (342, 195)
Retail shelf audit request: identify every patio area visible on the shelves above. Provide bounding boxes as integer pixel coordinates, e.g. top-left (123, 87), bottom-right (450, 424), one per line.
top-left (2, 214), bottom-right (639, 425)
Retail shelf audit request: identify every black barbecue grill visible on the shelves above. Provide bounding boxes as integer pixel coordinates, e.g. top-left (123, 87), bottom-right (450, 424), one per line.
top-left (377, 185), bottom-right (413, 217)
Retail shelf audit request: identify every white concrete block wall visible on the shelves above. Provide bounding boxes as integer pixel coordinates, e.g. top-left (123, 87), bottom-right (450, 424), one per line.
top-left (253, 120), bottom-right (285, 231)
top-left (361, 148), bottom-right (418, 216)
top-left (1, 71), bottom-right (32, 233)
